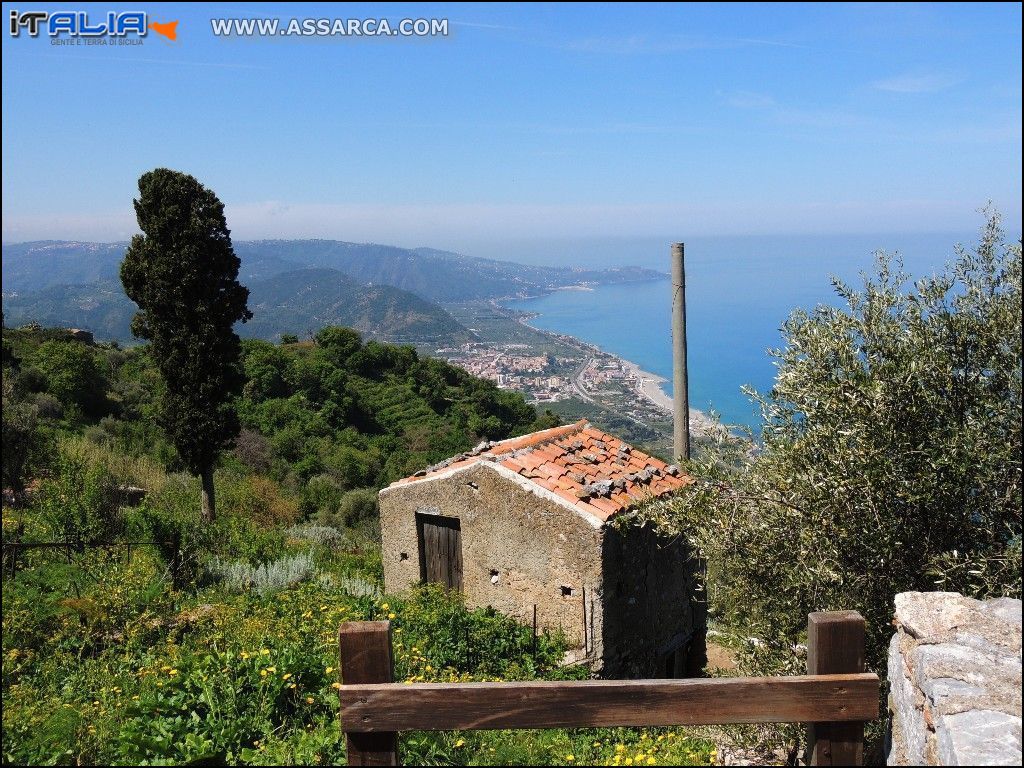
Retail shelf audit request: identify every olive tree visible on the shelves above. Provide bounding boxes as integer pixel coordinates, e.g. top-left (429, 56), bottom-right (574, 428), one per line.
top-left (635, 211), bottom-right (1022, 680)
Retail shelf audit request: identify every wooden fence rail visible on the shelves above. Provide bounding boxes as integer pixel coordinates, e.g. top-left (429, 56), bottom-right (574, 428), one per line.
top-left (337, 612), bottom-right (877, 767)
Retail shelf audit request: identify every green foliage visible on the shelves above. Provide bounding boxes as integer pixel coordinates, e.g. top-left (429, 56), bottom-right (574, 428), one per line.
top-left (1, 377), bottom-right (42, 496)
top-left (121, 168), bottom-right (253, 515)
top-left (36, 445), bottom-right (122, 547)
top-left (26, 339), bottom-right (107, 416)
top-left (639, 214), bottom-right (1022, 687)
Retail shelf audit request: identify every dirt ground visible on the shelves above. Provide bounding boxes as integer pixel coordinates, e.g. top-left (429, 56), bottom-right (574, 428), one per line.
top-left (705, 640), bottom-right (740, 673)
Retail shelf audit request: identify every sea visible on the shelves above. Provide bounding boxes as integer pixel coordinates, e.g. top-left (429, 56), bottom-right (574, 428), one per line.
top-left (501, 232), bottom-right (976, 428)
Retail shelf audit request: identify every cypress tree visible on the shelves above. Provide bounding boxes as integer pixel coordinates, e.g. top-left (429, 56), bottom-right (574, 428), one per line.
top-left (121, 168), bottom-right (252, 520)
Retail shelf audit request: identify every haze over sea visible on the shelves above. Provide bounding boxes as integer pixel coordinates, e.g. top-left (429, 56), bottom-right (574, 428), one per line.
top-left (502, 231), bottom-right (983, 428)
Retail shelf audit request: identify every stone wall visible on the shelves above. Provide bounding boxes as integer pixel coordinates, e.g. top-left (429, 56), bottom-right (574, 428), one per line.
top-left (887, 591), bottom-right (1022, 766)
top-left (379, 462), bottom-right (699, 677)
top-left (379, 462), bottom-right (606, 663)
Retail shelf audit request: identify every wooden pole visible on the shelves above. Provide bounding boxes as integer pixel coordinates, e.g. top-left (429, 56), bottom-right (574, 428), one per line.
top-left (806, 611), bottom-right (867, 766)
top-left (339, 621), bottom-right (399, 766)
top-left (671, 243), bottom-right (690, 462)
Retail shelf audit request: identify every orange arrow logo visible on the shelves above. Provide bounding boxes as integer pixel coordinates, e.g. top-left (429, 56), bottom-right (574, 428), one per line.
top-left (149, 20), bottom-right (178, 41)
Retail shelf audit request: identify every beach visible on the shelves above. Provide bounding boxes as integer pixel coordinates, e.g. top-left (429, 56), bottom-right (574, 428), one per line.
top-left (617, 358), bottom-right (720, 438)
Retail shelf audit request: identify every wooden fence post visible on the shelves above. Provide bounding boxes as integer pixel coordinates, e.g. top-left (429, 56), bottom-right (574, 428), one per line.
top-left (807, 611), bottom-right (867, 766)
top-left (339, 621), bottom-right (399, 766)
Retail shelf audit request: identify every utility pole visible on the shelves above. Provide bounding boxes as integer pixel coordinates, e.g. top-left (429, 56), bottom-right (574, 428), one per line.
top-left (672, 242), bottom-right (690, 462)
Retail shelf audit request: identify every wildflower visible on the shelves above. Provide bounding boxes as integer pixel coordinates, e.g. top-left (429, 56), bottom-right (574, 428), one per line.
top-left (282, 673), bottom-right (292, 680)
top-left (566, 756), bottom-right (575, 762)
top-left (260, 670), bottom-right (268, 677)
top-left (454, 739), bottom-right (465, 748)
top-left (306, 696), bottom-right (315, 704)
top-left (168, 669), bottom-right (178, 676)
top-left (131, 695), bottom-right (140, 701)
top-left (388, 612), bottom-right (396, 620)
top-left (380, 603), bottom-right (389, 611)
top-left (615, 745), bottom-right (626, 753)
top-left (331, 682), bottom-right (342, 690)
top-left (260, 649), bottom-right (270, 656)
top-left (240, 652), bottom-right (250, 660)
top-left (267, 666), bottom-right (277, 674)
top-left (325, 666), bottom-right (334, 674)
top-left (646, 759), bottom-right (656, 766)
top-left (289, 683), bottom-right (297, 689)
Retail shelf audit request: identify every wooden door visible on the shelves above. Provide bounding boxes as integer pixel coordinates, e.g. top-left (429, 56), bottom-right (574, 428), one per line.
top-left (416, 513), bottom-right (463, 591)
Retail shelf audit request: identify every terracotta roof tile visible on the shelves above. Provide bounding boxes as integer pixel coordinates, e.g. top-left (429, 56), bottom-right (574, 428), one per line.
top-left (391, 419), bottom-right (690, 522)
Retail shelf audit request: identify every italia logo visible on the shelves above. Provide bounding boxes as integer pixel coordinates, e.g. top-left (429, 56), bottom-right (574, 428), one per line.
top-left (9, 10), bottom-right (178, 40)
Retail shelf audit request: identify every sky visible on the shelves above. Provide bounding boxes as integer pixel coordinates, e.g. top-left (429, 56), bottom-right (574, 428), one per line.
top-left (2, 2), bottom-right (1021, 254)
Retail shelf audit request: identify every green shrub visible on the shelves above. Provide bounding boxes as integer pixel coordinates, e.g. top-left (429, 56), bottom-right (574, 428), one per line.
top-left (640, 214), bottom-right (1022, 682)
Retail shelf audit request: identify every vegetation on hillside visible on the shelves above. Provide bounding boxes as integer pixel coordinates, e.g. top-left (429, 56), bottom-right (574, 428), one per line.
top-left (1, 319), bottom-right (712, 765)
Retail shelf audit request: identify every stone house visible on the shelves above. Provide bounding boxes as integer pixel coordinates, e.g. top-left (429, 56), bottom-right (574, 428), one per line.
top-left (379, 420), bottom-right (705, 678)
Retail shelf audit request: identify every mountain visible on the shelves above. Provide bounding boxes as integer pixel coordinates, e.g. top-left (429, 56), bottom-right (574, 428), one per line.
top-left (233, 240), bottom-right (664, 302)
top-left (2, 269), bottom-right (474, 346)
top-left (2, 239), bottom-right (665, 302)
top-left (243, 268), bottom-right (473, 344)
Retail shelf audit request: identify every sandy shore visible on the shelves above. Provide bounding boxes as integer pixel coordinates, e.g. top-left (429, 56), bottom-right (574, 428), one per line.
top-left (618, 359), bottom-right (719, 437)
top-left (507, 305), bottom-right (721, 438)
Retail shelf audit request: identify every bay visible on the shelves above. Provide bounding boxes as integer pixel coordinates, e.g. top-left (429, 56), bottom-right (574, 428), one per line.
top-left (504, 232), bottom-right (971, 428)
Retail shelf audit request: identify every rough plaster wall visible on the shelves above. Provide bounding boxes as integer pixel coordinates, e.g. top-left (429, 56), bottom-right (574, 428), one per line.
top-left (380, 464), bottom-right (606, 663)
top-left (600, 523), bottom-right (699, 679)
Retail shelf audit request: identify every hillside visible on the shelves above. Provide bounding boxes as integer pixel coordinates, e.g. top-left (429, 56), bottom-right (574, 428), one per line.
top-left (244, 268), bottom-right (473, 344)
top-left (233, 240), bottom-right (665, 302)
top-left (2, 239), bottom-right (665, 302)
top-left (2, 326), bottom-right (718, 765)
top-left (2, 270), bottom-right (474, 346)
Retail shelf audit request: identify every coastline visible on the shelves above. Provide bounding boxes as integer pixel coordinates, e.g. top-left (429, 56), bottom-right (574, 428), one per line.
top-left (501, 300), bottom-right (720, 438)
top-left (614, 358), bottom-right (719, 438)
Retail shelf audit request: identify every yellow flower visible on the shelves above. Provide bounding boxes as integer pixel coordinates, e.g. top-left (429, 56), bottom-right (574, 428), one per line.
top-left (306, 696), bottom-right (315, 704)
top-left (266, 666), bottom-right (277, 673)
top-left (131, 695), bottom-right (140, 701)
top-left (624, 760), bottom-right (634, 766)
top-left (380, 603), bottom-right (389, 610)
top-left (331, 682), bottom-right (342, 690)
top-left (260, 649), bottom-right (270, 656)
top-left (282, 673), bottom-right (292, 680)
top-left (566, 756), bottom-right (575, 762)
top-left (240, 652), bottom-right (250, 660)
top-left (289, 683), bottom-right (297, 689)
top-left (168, 669), bottom-right (178, 676)
top-left (260, 670), bottom-right (268, 677)
top-left (325, 667), bottom-right (334, 674)
top-left (454, 739), bottom-right (465, 748)
top-left (388, 613), bottom-right (396, 620)
top-left (646, 759), bottom-right (656, 766)
top-left (615, 745), bottom-right (626, 753)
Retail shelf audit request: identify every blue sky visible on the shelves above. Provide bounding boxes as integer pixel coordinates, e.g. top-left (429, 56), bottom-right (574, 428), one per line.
top-left (2, 2), bottom-right (1021, 251)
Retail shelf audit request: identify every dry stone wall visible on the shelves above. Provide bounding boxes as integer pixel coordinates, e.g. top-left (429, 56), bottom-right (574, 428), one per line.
top-left (887, 591), bottom-right (1022, 766)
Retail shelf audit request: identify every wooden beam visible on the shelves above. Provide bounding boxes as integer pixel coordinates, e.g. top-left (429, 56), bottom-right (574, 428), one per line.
top-left (339, 622), bottom-right (398, 766)
top-left (338, 673), bottom-right (878, 732)
top-left (807, 611), bottom-right (868, 766)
